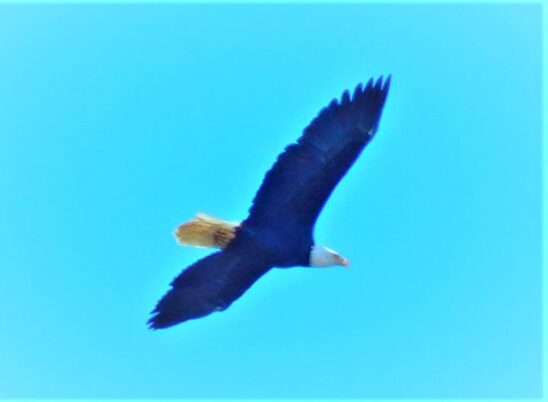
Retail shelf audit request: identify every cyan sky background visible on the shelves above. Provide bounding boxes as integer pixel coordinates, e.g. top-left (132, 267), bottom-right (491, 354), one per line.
top-left (0, 3), bottom-right (542, 399)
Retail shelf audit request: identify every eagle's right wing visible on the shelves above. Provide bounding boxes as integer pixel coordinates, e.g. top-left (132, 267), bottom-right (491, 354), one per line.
top-left (244, 76), bottom-right (390, 237)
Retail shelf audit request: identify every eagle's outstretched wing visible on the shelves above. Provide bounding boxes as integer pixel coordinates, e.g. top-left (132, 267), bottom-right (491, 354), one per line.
top-left (244, 76), bottom-right (390, 236)
top-left (148, 246), bottom-right (271, 329)
top-left (149, 76), bottom-right (391, 329)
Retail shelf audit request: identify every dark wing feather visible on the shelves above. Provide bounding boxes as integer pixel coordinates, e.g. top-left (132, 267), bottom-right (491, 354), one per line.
top-left (148, 247), bottom-right (272, 329)
top-left (244, 76), bottom-right (391, 235)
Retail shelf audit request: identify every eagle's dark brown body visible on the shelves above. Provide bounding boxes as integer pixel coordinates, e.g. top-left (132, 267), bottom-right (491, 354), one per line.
top-left (149, 76), bottom-right (391, 329)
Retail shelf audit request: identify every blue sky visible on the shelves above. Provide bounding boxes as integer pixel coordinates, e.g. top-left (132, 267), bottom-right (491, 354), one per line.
top-left (0, 3), bottom-right (542, 399)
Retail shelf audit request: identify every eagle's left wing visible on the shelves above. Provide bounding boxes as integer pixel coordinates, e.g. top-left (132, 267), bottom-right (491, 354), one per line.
top-left (148, 245), bottom-right (272, 329)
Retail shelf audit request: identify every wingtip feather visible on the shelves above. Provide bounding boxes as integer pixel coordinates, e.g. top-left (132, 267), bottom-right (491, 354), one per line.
top-left (374, 75), bottom-right (383, 90)
top-left (382, 74), bottom-right (391, 95)
top-left (147, 314), bottom-right (169, 330)
top-left (352, 82), bottom-right (363, 100)
top-left (341, 89), bottom-right (351, 105)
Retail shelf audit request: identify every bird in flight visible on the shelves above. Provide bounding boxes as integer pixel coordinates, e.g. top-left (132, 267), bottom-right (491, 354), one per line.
top-left (148, 76), bottom-right (391, 329)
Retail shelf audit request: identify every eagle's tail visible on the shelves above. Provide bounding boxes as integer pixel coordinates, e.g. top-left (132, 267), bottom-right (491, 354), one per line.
top-left (174, 213), bottom-right (238, 249)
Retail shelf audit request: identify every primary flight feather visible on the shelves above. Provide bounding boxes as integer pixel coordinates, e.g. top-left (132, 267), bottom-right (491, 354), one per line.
top-left (148, 76), bottom-right (391, 329)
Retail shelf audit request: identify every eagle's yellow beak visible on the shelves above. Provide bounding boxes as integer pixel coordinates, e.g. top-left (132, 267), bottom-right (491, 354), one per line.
top-left (337, 255), bottom-right (350, 268)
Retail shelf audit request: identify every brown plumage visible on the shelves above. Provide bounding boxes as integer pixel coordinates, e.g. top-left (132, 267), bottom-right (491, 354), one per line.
top-left (148, 76), bottom-right (391, 329)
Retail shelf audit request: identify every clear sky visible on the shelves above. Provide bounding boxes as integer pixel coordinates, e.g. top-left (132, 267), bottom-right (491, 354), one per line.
top-left (0, 3), bottom-right (542, 399)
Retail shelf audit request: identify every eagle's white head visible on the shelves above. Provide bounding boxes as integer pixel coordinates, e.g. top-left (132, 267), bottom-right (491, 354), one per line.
top-left (309, 244), bottom-right (349, 268)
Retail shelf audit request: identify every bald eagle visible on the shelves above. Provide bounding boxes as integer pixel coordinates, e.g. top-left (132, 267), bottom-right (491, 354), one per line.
top-left (148, 76), bottom-right (391, 329)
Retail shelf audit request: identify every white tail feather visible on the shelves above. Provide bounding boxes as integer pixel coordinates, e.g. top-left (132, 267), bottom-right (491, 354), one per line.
top-left (174, 213), bottom-right (238, 249)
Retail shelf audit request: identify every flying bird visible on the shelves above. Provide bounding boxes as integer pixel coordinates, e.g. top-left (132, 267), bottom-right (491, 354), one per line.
top-left (148, 76), bottom-right (391, 329)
